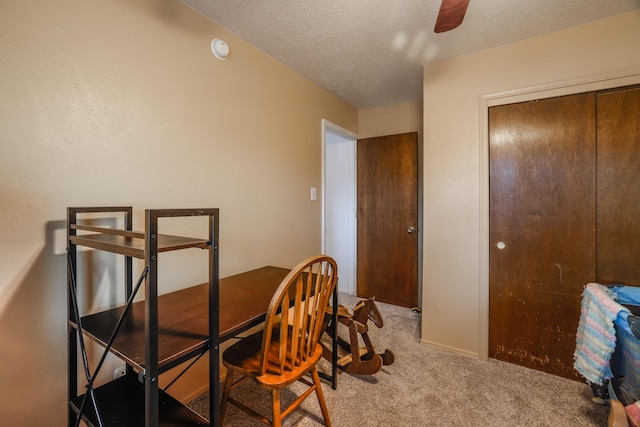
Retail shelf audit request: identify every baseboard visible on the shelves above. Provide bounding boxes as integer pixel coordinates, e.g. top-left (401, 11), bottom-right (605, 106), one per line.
top-left (420, 339), bottom-right (479, 359)
top-left (179, 383), bottom-right (210, 403)
top-left (174, 371), bottom-right (229, 404)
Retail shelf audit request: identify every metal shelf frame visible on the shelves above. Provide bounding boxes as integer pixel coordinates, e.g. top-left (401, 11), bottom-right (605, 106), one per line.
top-left (67, 207), bottom-right (220, 427)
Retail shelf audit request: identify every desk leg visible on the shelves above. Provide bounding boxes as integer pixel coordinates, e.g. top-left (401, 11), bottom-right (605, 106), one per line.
top-left (210, 341), bottom-right (220, 427)
top-left (319, 287), bottom-right (339, 390)
top-left (330, 287), bottom-right (338, 389)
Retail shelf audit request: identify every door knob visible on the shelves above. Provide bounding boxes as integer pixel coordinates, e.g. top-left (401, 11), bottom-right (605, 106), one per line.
top-left (407, 226), bottom-right (416, 234)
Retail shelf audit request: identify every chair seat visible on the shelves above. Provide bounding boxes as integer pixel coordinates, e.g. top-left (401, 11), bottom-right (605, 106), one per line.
top-left (223, 329), bottom-right (324, 389)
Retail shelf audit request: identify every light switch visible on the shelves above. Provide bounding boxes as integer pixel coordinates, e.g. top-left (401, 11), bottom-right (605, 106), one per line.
top-left (310, 187), bottom-right (317, 201)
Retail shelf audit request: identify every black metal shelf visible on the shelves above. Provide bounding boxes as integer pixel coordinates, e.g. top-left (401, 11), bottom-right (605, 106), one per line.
top-left (69, 374), bottom-right (208, 427)
top-left (67, 207), bottom-right (220, 427)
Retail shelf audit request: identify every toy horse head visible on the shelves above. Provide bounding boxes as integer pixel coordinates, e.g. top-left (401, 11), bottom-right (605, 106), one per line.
top-left (353, 297), bottom-right (384, 328)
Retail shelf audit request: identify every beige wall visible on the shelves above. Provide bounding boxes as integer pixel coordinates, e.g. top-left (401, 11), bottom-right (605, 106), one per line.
top-left (421, 11), bottom-right (640, 357)
top-left (358, 100), bottom-right (423, 138)
top-left (0, 0), bottom-right (356, 425)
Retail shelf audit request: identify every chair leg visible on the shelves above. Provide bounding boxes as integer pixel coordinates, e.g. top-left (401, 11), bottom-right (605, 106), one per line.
top-left (219, 371), bottom-right (234, 425)
top-left (311, 367), bottom-right (331, 427)
top-left (271, 388), bottom-right (282, 427)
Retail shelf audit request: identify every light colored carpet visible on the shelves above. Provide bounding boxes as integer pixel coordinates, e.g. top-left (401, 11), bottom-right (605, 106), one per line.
top-left (188, 292), bottom-right (609, 426)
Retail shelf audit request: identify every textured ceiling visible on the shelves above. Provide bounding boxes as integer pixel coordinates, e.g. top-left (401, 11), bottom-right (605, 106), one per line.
top-left (182, 0), bottom-right (640, 110)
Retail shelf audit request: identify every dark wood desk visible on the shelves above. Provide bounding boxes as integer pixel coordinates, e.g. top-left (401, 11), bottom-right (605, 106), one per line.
top-left (219, 266), bottom-right (338, 388)
top-left (81, 266), bottom-right (296, 369)
top-left (79, 265), bottom-right (337, 426)
top-left (219, 266), bottom-right (291, 340)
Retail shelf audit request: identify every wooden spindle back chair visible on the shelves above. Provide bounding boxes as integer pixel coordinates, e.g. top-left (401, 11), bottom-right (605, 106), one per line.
top-left (220, 255), bottom-right (338, 426)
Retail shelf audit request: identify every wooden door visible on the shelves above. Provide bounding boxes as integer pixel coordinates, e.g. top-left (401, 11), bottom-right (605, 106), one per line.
top-left (489, 93), bottom-right (596, 379)
top-left (357, 132), bottom-right (419, 308)
top-left (597, 86), bottom-right (640, 286)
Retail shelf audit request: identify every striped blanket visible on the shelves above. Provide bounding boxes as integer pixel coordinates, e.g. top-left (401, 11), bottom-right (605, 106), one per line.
top-left (574, 283), bottom-right (629, 385)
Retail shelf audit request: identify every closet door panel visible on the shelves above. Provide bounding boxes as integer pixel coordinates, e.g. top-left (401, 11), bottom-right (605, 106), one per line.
top-left (489, 93), bottom-right (596, 379)
top-left (597, 86), bottom-right (640, 286)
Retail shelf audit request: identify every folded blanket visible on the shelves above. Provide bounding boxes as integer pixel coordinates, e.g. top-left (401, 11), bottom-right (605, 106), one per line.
top-left (574, 283), bottom-right (629, 385)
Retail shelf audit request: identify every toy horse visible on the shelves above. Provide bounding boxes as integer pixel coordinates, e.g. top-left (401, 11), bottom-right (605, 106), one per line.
top-left (322, 297), bottom-right (394, 375)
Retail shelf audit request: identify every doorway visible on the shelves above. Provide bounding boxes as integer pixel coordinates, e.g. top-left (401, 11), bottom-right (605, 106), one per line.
top-left (322, 120), bottom-right (357, 295)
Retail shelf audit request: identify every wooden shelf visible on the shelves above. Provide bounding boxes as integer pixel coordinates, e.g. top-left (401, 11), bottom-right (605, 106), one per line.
top-left (76, 284), bottom-right (210, 372)
top-left (69, 374), bottom-right (209, 426)
top-left (70, 226), bottom-right (210, 259)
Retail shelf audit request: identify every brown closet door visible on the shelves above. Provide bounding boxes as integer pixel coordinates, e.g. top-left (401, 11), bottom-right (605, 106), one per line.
top-left (489, 93), bottom-right (596, 379)
top-left (597, 86), bottom-right (640, 286)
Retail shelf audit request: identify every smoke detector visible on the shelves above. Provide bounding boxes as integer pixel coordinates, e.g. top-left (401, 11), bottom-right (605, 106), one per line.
top-left (211, 39), bottom-right (229, 60)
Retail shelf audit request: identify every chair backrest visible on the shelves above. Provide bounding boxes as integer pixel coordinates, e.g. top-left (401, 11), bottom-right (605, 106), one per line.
top-left (259, 255), bottom-right (338, 376)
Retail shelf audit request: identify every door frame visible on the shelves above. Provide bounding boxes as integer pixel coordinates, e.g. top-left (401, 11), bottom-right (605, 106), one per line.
top-left (478, 71), bottom-right (640, 361)
top-left (322, 119), bottom-right (358, 295)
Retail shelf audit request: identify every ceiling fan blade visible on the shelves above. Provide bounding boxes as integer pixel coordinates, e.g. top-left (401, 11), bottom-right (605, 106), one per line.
top-left (434, 0), bottom-right (470, 33)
